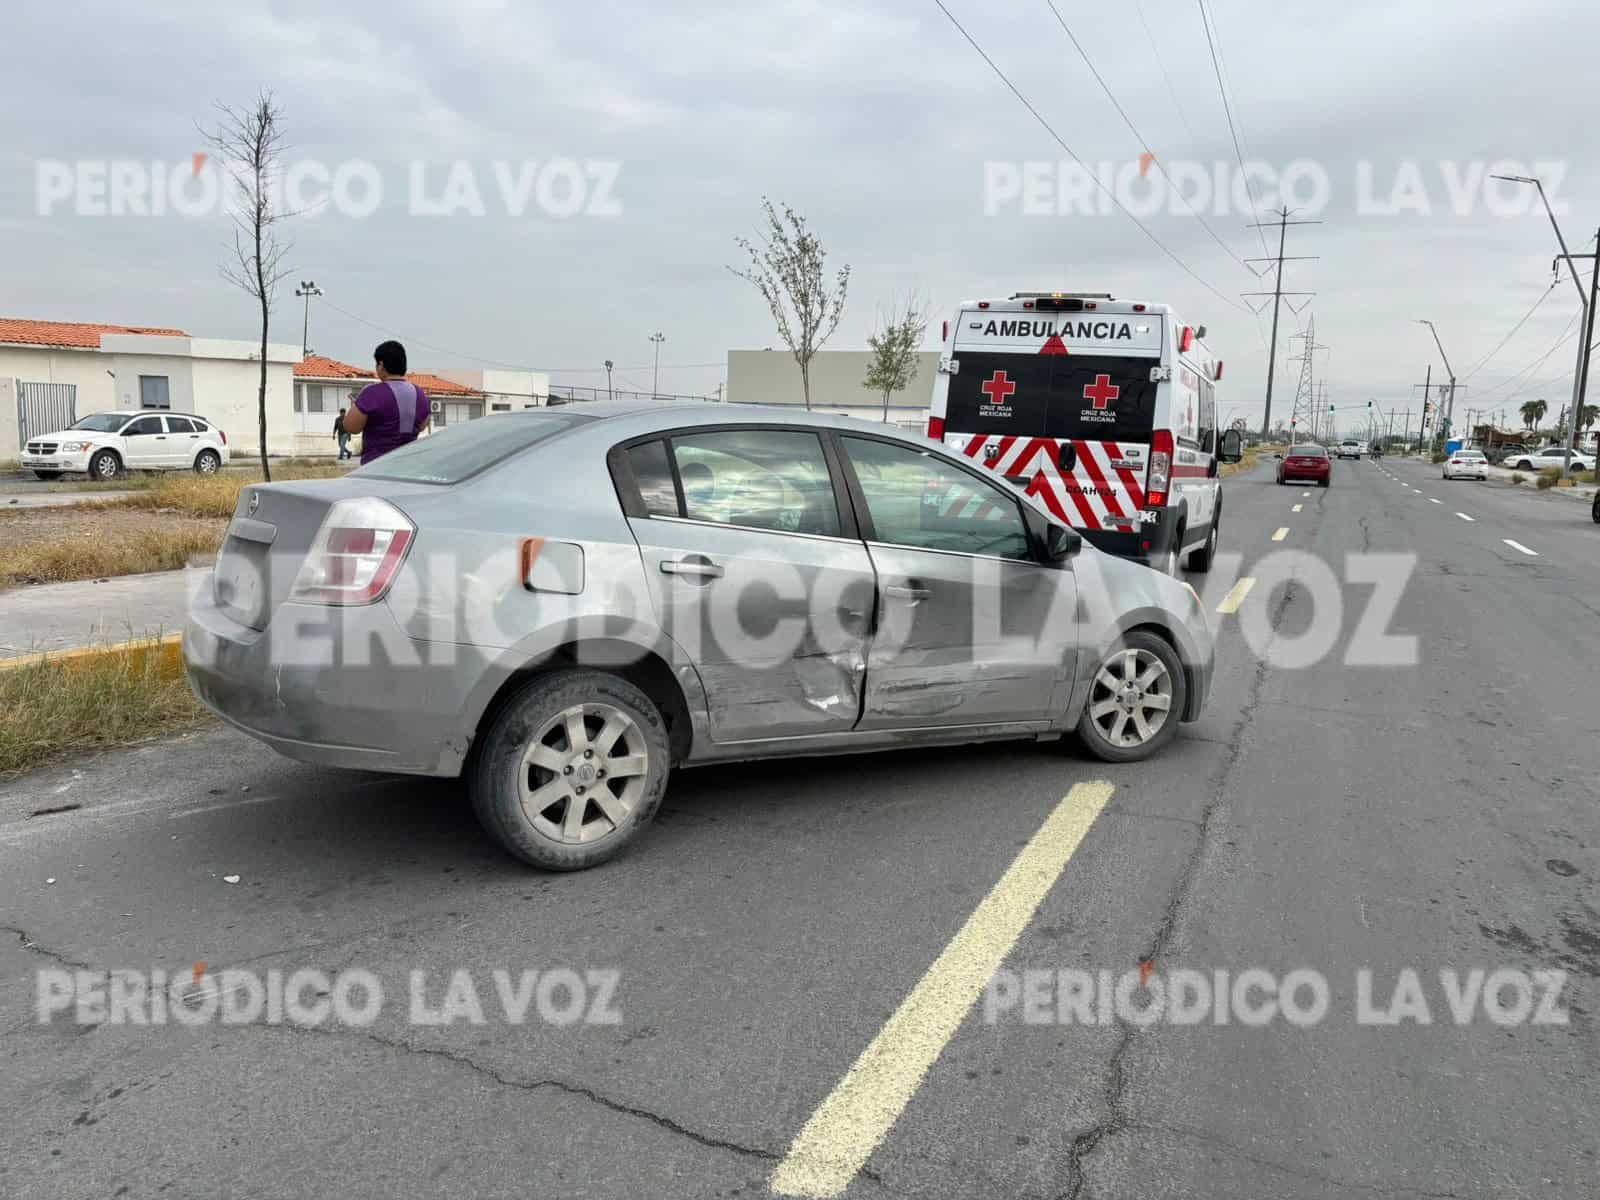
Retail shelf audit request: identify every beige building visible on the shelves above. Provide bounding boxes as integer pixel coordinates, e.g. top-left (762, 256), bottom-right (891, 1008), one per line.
top-left (726, 349), bottom-right (939, 430)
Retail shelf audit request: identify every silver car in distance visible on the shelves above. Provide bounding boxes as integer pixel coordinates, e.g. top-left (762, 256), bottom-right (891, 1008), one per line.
top-left (185, 404), bottom-right (1220, 871)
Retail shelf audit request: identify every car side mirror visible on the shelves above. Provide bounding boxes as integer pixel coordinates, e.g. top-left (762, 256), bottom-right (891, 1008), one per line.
top-left (1219, 428), bottom-right (1244, 463)
top-left (1045, 523), bottom-right (1082, 562)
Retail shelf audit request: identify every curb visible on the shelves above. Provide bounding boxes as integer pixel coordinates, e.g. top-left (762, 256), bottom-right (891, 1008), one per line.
top-left (0, 633), bottom-right (184, 678)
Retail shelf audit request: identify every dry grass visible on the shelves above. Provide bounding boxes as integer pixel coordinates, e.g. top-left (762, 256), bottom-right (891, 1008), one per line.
top-left (0, 507), bottom-right (223, 588)
top-left (0, 639), bottom-right (207, 776)
top-left (1221, 445), bottom-right (1265, 478)
top-left (1537, 466), bottom-right (1562, 490)
top-left (105, 465), bottom-right (346, 519)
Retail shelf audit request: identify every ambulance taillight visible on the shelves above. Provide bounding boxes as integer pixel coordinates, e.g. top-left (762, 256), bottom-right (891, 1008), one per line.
top-left (1147, 430), bottom-right (1174, 507)
top-left (927, 415), bottom-right (945, 441)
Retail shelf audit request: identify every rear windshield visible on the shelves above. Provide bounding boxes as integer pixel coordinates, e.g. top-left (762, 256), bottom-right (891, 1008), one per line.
top-left (945, 353), bottom-right (1158, 443)
top-left (1287, 445), bottom-right (1327, 456)
top-left (354, 411), bottom-right (589, 484)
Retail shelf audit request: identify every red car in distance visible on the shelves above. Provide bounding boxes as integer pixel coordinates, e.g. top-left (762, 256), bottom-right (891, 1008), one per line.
top-left (1277, 443), bottom-right (1331, 487)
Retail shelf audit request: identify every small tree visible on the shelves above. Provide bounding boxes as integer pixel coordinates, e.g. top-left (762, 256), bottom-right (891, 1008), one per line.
top-left (729, 198), bottom-right (849, 410)
top-left (1519, 398), bottom-right (1547, 432)
top-left (862, 297), bottom-right (928, 422)
top-left (204, 90), bottom-right (291, 481)
top-left (1580, 403), bottom-right (1598, 440)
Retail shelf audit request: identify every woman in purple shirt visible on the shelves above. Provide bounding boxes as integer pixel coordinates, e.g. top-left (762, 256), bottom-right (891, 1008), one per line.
top-left (341, 340), bottom-right (429, 464)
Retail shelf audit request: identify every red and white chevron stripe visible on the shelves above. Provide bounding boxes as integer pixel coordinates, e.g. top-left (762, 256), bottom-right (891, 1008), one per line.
top-left (952, 435), bottom-right (1148, 532)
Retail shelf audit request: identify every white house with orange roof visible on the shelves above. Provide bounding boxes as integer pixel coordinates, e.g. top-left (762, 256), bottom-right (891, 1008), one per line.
top-left (0, 317), bottom-right (301, 459)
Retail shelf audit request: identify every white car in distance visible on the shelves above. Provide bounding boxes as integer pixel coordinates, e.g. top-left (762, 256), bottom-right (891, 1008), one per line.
top-left (1503, 446), bottom-right (1595, 474)
top-left (1442, 449), bottom-right (1488, 480)
top-left (20, 410), bottom-right (230, 480)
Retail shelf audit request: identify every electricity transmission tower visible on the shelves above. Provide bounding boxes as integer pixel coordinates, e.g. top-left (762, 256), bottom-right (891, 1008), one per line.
top-left (1243, 207), bottom-right (1321, 438)
top-left (1286, 317), bottom-right (1326, 442)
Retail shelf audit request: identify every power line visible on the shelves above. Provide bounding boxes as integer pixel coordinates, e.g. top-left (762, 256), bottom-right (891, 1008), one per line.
top-left (1134, 0), bottom-right (1201, 149)
top-left (1459, 280), bottom-right (1558, 383)
top-left (932, 0), bottom-right (1246, 313)
top-left (319, 297), bottom-right (718, 375)
top-left (1196, 0), bottom-right (1268, 259)
top-left (1042, 0), bottom-right (1253, 272)
top-left (1473, 310), bottom-right (1582, 399)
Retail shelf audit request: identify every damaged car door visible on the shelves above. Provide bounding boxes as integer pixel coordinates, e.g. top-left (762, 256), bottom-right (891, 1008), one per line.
top-left (621, 428), bottom-right (874, 743)
top-left (839, 434), bottom-right (1072, 731)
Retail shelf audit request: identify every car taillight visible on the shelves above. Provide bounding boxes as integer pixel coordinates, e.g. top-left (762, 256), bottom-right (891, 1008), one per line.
top-left (1179, 326), bottom-right (1193, 353)
top-left (218, 428), bottom-right (226, 445)
top-left (289, 497), bottom-right (415, 605)
top-left (927, 415), bottom-right (945, 441)
top-left (1147, 430), bottom-right (1173, 507)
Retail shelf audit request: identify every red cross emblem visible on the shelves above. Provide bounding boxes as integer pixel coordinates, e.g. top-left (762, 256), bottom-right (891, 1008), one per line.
top-left (1083, 374), bottom-right (1120, 410)
top-left (981, 370), bottom-right (1017, 405)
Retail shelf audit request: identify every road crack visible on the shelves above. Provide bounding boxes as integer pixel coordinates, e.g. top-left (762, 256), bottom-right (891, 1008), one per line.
top-left (1056, 577), bottom-right (1296, 1200)
top-left (242, 1020), bottom-right (784, 1166)
top-left (4, 925), bottom-right (96, 971)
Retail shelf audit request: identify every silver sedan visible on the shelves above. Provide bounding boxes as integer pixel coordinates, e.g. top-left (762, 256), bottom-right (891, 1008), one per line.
top-left (185, 404), bottom-right (1216, 870)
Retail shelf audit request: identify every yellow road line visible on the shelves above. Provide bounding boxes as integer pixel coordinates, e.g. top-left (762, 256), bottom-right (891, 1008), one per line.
top-left (769, 781), bottom-right (1114, 1198)
top-left (1271, 527), bottom-right (1289, 541)
top-left (1216, 576), bottom-right (1257, 614)
top-left (1291, 503), bottom-right (1303, 513)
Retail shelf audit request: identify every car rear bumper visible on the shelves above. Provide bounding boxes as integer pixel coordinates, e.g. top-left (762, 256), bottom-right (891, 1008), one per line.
top-left (1081, 506), bottom-right (1183, 568)
top-left (183, 577), bottom-right (492, 777)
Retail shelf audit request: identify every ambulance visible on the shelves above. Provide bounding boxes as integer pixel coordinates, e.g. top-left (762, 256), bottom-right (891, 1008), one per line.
top-left (927, 292), bottom-right (1242, 574)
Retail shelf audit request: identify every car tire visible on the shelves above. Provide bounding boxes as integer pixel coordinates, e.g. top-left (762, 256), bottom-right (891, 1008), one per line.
top-left (194, 449), bottom-right (221, 475)
top-left (1075, 630), bottom-right (1188, 763)
top-left (33, 470), bottom-right (61, 480)
top-left (1592, 491), bottom-right (1600, 524)
top-left (1319, 477), bottom-right (1330, 488)
top-left (469, 669), bottom-right (671, 872)
top-left (1186, 516), bottom-right (1218, 572)
top-left (1516, 459), bottom-right (1533, 471)
top-left (88, 449), bottom-right (120, 481)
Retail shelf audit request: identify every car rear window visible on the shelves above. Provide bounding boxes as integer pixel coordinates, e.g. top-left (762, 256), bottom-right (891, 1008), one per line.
top-left (1289, 445), bottom-right (1327, 456)
top-left (354, 411), bottom-right (589, 484)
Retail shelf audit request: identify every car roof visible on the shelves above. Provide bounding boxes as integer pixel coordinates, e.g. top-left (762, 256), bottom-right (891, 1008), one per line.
top-left (525, 400), bottom-right (933, 442)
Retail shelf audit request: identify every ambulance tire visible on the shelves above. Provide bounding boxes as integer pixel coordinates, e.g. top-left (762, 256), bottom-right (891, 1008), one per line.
top-left (1186, 516), bottom-right (1218, 572)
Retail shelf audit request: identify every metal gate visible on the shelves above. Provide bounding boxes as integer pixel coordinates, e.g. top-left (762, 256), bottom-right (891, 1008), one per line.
top-left (17, 381), bottom-right (77, 446)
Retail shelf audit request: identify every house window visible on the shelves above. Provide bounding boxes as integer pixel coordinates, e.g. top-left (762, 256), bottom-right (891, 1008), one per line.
top-left (491, 402), bottom-right (511, 412)
top-left (139, 376), bottom-right (171, 409)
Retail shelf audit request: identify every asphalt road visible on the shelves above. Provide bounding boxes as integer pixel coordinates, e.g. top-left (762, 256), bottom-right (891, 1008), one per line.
top-left (3, 456), bottom-right (1598, 1199)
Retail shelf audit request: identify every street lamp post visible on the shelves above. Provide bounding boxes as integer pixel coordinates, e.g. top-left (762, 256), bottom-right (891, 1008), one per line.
top-left (604, 359), bottom-right (614, 403)
top-left (294, 281), bottom-right (323, 357)
top-left (648, 333), bottom-right (666, 398)
top-left (1416, 319), bottom-right (1457, 452)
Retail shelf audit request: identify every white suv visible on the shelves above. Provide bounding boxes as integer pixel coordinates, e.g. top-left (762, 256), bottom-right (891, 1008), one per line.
top-left (1335, 440), bottom-right (1364, 459)
top-left (21, 410), bottom-right (230, 480)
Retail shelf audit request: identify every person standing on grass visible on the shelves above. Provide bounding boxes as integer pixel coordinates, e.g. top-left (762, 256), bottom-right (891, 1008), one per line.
top-left (341, 340), bottom-right (429, 465)
top-left (333, 407), bottom-right (352, 460)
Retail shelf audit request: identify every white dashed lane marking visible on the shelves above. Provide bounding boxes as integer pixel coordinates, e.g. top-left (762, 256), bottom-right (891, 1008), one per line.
top-left (1292, 503), bottom-right (1303, 513)
top-left (1457, 512), bottom-right (1475, 521)
top-left (1272, 527), bottom-right (1290, 541)
top-left (1503, 539), bottom-right (1539, 557)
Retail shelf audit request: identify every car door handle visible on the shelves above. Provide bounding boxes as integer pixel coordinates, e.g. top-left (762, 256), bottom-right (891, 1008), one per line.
top-left (660, 558), bottom-right (724, 579)
top-left (884, 583), bottom-right (931, 601)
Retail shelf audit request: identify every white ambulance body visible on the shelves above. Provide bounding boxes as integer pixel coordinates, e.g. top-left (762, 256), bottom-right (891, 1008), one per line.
top-left (927, 292), bottom-right (1226, 573)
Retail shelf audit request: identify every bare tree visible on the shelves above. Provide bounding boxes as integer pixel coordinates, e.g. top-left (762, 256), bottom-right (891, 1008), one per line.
top-left (862, 296), bottom-right (928, 422)
top-left (729, 198), bottom-right (849, 410)
top-left (203, 91), bottom-right (291, 481)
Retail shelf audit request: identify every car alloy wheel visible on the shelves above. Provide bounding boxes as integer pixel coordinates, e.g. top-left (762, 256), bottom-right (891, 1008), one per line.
top-left (90, 450), bottom-right (119, 480)
top-left (519, 702), bottom-right (651, 846)
top-left (1085, 646), bottom-right (1174, 749)
top-left (195, 450), bottom-right (221, 475)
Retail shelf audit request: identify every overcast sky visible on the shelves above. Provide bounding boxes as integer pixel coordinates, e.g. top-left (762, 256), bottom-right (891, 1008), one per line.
top-left (4, 0), bottom-right (1598, 432)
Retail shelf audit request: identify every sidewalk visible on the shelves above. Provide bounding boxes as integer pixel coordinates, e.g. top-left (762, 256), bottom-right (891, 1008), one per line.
top-left (0, 568), bottom-right (201, 659)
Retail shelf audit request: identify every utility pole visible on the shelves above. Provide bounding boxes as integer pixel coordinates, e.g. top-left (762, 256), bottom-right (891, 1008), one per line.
top-left (1402, 408), bottom-right (1412, 449)
top-left (294, 281), bottom-right (323, 357)
top-left (648, 333), bottom-right (666, 398)
top-left (604, 359), bottom-right (614, 402)
top-left (1244, 207), bottom-right (1321, 438)
top-left (1571, 228), bottom-right (1600, 468)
